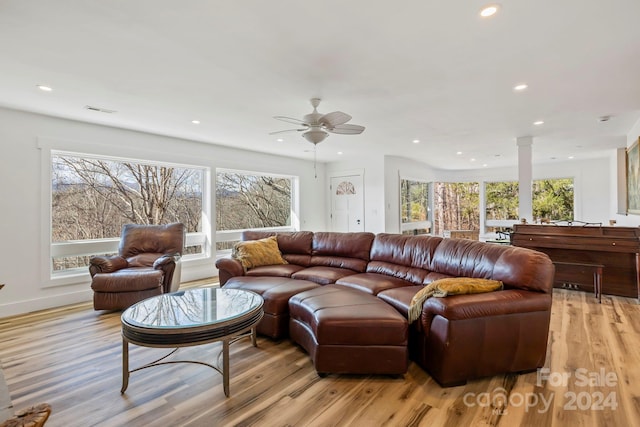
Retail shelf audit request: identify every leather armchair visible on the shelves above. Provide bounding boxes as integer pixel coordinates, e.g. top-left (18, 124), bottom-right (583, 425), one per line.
top-left (89, 223), bottom-right (185, 310)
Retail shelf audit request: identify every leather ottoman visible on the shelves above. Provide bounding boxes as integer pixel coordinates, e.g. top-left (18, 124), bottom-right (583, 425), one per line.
top-left (288, 285), bottom-right (408, 375)
top-left (224, 276), bottom-right (321, 338)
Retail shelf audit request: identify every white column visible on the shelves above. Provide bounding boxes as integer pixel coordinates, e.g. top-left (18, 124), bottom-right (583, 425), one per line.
top-left (517, 136), bottom-right (533, 222)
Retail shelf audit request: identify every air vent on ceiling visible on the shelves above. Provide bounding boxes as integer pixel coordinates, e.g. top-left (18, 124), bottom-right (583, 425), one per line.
top-left (84, 105), bottom-right (117, 114)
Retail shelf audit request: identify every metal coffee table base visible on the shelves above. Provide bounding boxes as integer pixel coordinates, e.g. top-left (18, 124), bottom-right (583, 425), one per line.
top-left (121, 327), bottom-right (258, 397)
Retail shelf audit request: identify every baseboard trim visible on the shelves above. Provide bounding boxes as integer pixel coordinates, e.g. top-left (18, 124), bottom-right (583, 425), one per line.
top-left (0, 288), bottom-right (93, 318)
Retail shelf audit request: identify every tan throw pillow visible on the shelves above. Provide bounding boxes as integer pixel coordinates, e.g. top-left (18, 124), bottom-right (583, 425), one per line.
top-left (232, 236), bottom-right (288, 270)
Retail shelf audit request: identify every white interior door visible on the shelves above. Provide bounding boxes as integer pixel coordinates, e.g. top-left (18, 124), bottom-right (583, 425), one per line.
top-left (330, 174), bottom-right (364, 232)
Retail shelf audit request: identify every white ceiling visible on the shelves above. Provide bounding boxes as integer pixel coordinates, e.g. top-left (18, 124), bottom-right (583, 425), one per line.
top-left (1, 1), bottom-right (640, 169)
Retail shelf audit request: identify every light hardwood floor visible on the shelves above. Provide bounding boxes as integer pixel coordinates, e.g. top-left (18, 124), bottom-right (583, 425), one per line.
top-left (1, 280), bottom-right (639, 427)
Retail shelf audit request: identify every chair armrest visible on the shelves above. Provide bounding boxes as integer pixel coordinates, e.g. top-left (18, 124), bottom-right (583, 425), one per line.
top-left (153, 254), bottom-right (181, 293)
top-left (153, 253), bottom-right (181, 269)
top-left (89, 256), bottom-right (127, 276)
top-left (215, 257), bottom-right (245, 286)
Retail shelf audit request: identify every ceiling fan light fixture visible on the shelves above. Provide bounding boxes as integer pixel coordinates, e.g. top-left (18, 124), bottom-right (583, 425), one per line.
top-left (272, 98), bottom-right (364, 146)
top-left (302, 129), bottom-right (329, 145)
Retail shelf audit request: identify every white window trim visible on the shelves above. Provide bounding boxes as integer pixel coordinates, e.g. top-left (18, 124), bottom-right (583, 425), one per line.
top-left (215, 168), bottom-right (299, 256)
top-left (399, 177), bottom-right (431, 232)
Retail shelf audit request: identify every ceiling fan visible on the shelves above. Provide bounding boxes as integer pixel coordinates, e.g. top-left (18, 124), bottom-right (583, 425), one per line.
top-left (270, 98), bottom-right (365, 144)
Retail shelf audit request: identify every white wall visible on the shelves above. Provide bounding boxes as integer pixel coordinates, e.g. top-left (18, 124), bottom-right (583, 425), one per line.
top-left (0, 107), bottom-right (326, 317)
top-left (441, 157), bottom-right (611, 225)
top-left (383, 156), bottom-right (439, 233)
top-left (331, 153), bottom-right (614, 237)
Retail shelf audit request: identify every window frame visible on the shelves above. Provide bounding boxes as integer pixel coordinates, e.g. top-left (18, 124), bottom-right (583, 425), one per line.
top-left (432, 181), bottom-right (480, 237)
top-left (483, 180), bottom-right (521, 233)
top-left (215, 167), bottom-right (299, 256)
top-left (399, 177), bottom-right (432, 234)
top-left (39, 137), bottom-right (212, 288)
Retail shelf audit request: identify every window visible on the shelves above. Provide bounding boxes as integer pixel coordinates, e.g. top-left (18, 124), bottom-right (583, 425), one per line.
top-left (485, 181), bottom-right (519, 233)
top-left (216, 170), bottom-right (296, 251)
top-left (51, 152), bottom-right (206, 275)
top-left (433, 182), bottom-right (480, 237)
top-left (533, 178), bottom-right (574, 222)
top-left (400, 179), bottom-right (431, 235)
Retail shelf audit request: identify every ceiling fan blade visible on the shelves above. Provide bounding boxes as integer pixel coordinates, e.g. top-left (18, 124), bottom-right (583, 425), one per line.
top-left (269, 128), bottom-right (306, 135)
top-left (328, 124), bottom-right (365, 135)
top-left (319, 111), bottom-right (352, 128)
top-left (273, 116), bottom-right (308, 126)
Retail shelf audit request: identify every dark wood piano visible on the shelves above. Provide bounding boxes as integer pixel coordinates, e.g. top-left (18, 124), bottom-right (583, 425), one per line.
top-left (511, 224), bottom-right (640, 300)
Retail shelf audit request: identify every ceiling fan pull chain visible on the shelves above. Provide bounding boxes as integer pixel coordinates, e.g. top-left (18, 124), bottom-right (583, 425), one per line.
top-left (314, 145), bottom-right (317, 179)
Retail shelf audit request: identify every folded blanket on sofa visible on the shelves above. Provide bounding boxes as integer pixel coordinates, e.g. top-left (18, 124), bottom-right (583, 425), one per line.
top-left (408, 278), bottom-right (503, 323)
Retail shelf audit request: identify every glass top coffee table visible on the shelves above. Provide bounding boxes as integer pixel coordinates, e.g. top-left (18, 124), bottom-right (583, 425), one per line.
top-left (120, 287), bottom-right (263, 397)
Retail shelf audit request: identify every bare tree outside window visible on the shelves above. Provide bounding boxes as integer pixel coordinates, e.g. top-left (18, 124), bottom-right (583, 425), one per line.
top-left (216, 171), bottom-right (293, 250)
top-left (51, 153), bottom-right (204, 271)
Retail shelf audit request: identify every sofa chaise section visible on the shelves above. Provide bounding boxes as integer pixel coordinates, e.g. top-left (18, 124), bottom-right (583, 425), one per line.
top-left (215, 230), bottom-right (555, 387)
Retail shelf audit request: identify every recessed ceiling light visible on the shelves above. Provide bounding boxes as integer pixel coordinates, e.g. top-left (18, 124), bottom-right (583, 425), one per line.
top-left (480, 4), bottom-right (500, 17)
top-left (37, 85), bottom-right (52, 92)
top-left (513, 84), bottom-right (528, 91)
top-left (568, 156), bottom-right (574, 159)
top-left (337, 151), bottom-right (343, 155)
top-left (276, 138), bottom-right (284, 142)
top-left (456, 151), bottom-right (463, 155)
top-left (191, 120), bottom-right (200, 124)
top-left (533, 120), bottom-right (544, 125)
top-left (412, 139), bottom-right (420, 144)
top-left (470, 158), bottom-right (476, 162)
top-left (483, 164), bottom-right (488, 167)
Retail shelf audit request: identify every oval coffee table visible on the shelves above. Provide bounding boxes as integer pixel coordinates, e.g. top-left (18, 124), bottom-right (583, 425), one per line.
top-left (121, 287), bottom-right (263, 397)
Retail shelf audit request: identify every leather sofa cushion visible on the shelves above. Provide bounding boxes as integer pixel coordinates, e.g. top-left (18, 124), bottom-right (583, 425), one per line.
top-left (363, 234), bottom-right (444, 285)
top-left (291, 266), bottom-right (358, 285)
top-left (224, 276), bottom-right (320, 316)
top-left (308, 256), bottom-right (368, 272)
top-left (431, 238), bottom-right (505, 279)
top-left (90, 268), bottom-right (163, 292)
top-left (93, 288), bottom-right (162, 311)
top-left (242, 231), bottom-right (313, 255)
top-left (120, 223), bottom-right (184, 258)
top-left (334, 272), bottom-right (414, 295)
top-left (377, 286), bottom-right (422, 318)
top-left (289, 285), bottom-right (407, 346)
top-left (422, 289), bottom-right (552, 321)
top-left (311, 232), bottom-right (374, 260)
top-left (366, 261), bottom-right (427, 286)
top-left (370, 233), bottom-right (442, 269)
top-left (307, 232), bottom-right (375, 272)
top-left (492, 247), bottom-right (555, 293)
top-left (282, 254), bottom-right (312, 266)
top-left (126, 252), bottom-right (162, 267)
top-left (246, 264), bottom-right (305, 278)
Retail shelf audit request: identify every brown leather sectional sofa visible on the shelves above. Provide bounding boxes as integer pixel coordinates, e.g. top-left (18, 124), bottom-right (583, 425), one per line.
top-left (215, 231), bottom-right (555, 386)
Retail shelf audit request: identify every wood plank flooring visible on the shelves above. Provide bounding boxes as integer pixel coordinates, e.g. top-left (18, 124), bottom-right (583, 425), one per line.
top-left (1, 280), bottom-right (639, 427)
